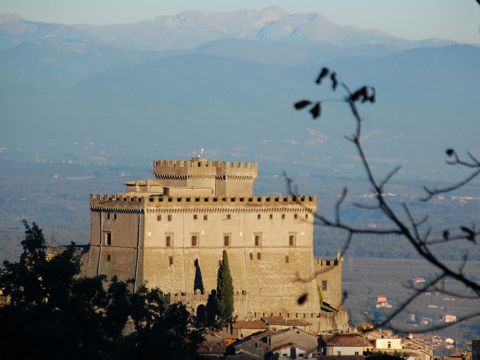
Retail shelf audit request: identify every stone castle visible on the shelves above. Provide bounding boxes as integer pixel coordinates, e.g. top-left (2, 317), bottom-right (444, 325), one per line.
top-left (85, 157), bottom-right (348, 331)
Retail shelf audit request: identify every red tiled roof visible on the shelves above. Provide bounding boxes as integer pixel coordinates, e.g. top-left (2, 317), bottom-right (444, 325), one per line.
top-left (233, 320), bottom-right (268, 330)
top-left (323, 334), bottom-right (372, 347)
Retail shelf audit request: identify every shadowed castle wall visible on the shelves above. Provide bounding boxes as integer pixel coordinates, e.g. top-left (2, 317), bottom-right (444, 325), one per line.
top-left (85, 197), bottom-right (145, 290)
top-left (315, 258), bottom-right (343, 309)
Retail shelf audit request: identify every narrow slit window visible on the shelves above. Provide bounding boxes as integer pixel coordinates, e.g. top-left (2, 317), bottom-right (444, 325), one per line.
top-left (203, 214), bottom-right (208, 221)
top-left (104, 232), bottom-right (112, 246)
top-left (321, 280), bottom-right (328, 291)
top-left (289, 234), bottom-right (296, 246)
top-left (157, 215), bottom-right (162, 221)
top-left (282, 214), bottom-right (285, 219)
top-left (294, 214), bottom-right (298, 219)
top-left (167, 214), bottom-right (172, 222)
top-left (257, 214), bottom-right (261, 220)
top-left (166, 235), bottom-right (172, 247)
top-left (254, 234), bottom-right (261, 247)
top-left (224, 234), bottom-right (231, 247)
top-left (193, 214), bottom-right (198, 220)
top-left (107, 254), bottom-right (111, 262)
top-left (191, 235), bottom-right (198, 247)
top-left (249, 252), bottom-right (253, 260)
top-left (257, 252), bottom-right (262, 260)
top-left (169, 256), bottom-right (174, 266)
top-left (285, 255), bottom-right (289, 263)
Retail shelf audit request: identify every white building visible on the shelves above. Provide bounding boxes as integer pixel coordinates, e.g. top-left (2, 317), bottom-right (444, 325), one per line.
top-left (375, 338), bottom-right (402, 350)
top-left (320, 334), bottom-right (372, 356)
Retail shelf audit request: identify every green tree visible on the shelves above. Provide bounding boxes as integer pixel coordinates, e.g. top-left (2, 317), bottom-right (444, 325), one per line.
top-left (216, 250), bottom-right (234, 323)
top-left (0, 221), bottom-right (204, 359)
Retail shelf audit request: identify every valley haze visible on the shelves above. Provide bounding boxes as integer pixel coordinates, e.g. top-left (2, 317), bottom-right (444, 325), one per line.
top-left (0, 4), bottom-right (479, 343)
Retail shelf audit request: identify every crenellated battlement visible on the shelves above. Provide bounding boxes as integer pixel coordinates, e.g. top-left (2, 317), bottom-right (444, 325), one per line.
top-left (315, 257), bottom-right (341, 268)
top-left (152, 157), bottom-right (258, 197)
top-left (153, 158), bottom-right (258, 170)
top-left (89, 193), bottom-right (317, 208)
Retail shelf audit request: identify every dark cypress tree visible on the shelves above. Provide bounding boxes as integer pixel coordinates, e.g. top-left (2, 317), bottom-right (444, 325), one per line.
top-left (216, 250), bottom-right (234, 323)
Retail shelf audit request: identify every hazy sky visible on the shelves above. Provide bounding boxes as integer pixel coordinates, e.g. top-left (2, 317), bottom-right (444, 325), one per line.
top-left (1, 0), bottom-right (479, 43)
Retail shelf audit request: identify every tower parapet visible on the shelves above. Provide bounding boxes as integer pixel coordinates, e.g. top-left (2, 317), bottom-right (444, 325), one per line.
top-left (152, 157), bottom-right (258, 197)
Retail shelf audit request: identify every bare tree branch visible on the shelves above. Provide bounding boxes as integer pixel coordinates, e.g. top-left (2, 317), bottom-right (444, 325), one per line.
top-left (292, 67), bottom-right (480, 332)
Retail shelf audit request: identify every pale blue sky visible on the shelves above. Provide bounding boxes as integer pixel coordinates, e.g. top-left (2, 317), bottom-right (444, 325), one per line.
top-left (1, 0), bottom-right (479, 43)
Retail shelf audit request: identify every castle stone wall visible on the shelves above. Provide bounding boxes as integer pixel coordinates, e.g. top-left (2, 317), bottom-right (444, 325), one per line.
top-left (315, 257), bottom-right (343, 309)
top-left (85, 158), bottom-right (346, 330)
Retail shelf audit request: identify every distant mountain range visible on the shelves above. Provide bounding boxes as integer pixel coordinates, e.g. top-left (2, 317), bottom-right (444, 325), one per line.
top-left (0, 8), bottom-right (455, 52)
top-left (0, 9), bottom-right (478, 181)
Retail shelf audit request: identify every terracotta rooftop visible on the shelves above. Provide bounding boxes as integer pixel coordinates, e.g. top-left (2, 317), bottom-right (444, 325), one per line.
top-left (322, 334), bottom-right (372, 347)
top-left (233, 320), bottom-right (268, 330)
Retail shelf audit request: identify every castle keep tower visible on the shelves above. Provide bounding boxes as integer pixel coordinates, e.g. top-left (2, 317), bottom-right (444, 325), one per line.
top-left (86, 158), bottom-right (345, 330)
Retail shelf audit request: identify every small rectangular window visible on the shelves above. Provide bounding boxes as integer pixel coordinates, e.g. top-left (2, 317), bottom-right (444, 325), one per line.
top-left (257, 252), bottom-right (262, 260)
top-left (282, 214), bottom-right (285, 219)
top-left (249, 253), bottom-right (253, 260)
top-left (113, 213), bottom-right (117, 220)
top-left (257, 214), bottom-right (261, 220)
top-left (167, 214), bottom-right (172, 222)
top-left (305, 214), bottom-right (309, 219)
top-left (107, 213), bottom-right (111, 220)
top-left (169, 256), bottom-right (174, 266)
top-left (166, 234), bottom-right (172, 247)
top-left (226, 214), bottom-right (231, 220)
top-left (289, 234), bottom-right (296, 246)
top-left (224, 234), bottom-right (231, 247)
top-left (254, 234), bottom-right (261, 246)
top-left (157, 214), bottom-right (162, 221)
top-left (191, 235), bottom-right (198, 247)
top-left (193, 214), bottom-right (198, 220)
top-left (203, 214), bottom-right (208, 221)
top-left (104, 232), bottom-right (112, 246)
top-left (269, 214), bottom-right (273, 219)
top-left (285, 255), bottom-right (289, 263)
top-left (321, 280), bottom-right (328, 291)
top-left (294, 214), bottom-right (298, 219)
top-left (107, 254), bottom-right (111, 262)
